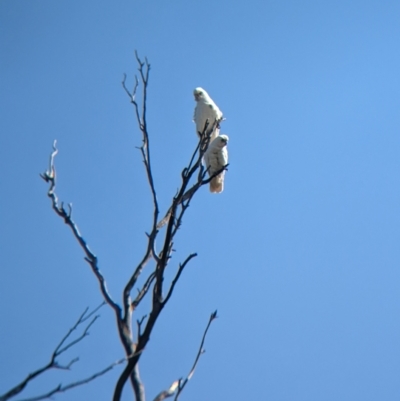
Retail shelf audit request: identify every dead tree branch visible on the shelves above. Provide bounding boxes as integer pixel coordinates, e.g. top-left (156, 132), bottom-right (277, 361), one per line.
top-left (0, 305), bottom-right (116, 401)
top-left (152, 381), bottom-right (179, 401)
top-left (174, 311), bottom-right (218, 400)
top-left (13, 357), bottom-right (126, 401)
top-left (40, 143), bottom-right (145, 398)
top-left (151, 311), bottom-right (218, 401)
top-left (40, 146), bottom-right (121, 319)
top-left (112, 53), bottom-right (223, 401)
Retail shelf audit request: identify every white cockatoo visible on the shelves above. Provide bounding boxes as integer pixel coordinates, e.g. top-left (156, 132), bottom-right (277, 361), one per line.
top-left (204, 135), bottom-right (229, 193)
top-left (193, 87), bottom-right (223, 142)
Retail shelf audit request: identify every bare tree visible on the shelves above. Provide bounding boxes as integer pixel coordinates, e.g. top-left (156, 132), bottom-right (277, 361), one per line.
top-left (1, 53), bottom-right (226, 401)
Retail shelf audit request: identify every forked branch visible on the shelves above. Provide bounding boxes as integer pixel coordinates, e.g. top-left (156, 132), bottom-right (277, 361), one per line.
top-left (0, 305), bottom-right (123, 401)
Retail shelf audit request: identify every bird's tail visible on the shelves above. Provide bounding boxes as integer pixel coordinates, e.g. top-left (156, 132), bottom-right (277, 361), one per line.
top-left (209, 175), bottom-right (224, 193)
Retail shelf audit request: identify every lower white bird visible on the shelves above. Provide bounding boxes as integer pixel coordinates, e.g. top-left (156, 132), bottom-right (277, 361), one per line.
top-left (204, 135), bottom-right (229, 193)
top-left (193, 87), bottom-right (223, 142)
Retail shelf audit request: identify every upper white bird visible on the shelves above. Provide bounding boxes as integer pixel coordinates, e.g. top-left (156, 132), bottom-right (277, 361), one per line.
top-left (193, 87), bottom-right (223, 142)
top-left (204, 135), bottom-right (229, 193)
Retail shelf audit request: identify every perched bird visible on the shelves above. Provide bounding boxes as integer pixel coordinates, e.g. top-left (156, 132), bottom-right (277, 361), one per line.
top-left (193, 87), bottom-right (223, 142)
top-left (204, 135), bottom-right (229, 193)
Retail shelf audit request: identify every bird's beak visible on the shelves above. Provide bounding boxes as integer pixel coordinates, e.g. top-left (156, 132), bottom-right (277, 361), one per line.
top-left (194, 94), bottom-right (199, 101)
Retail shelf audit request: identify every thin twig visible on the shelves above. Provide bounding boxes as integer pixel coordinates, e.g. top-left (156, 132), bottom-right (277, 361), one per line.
top-left (0, 305), bottom-right (106, 401)
top-left (132, 272), bottom-right (156, 310)
top-left (55, 304), bottom-right (104, 355)
top-left (174, 311), bottom-right (218, 400)
top-left (136, 315), bottom-right (147, 339)
top-left (162, 254), bottom-right (197, 306)
top-left (151, 311), bottom-right (218, 401)
top-left (14, 357), bottom-right (126, 401)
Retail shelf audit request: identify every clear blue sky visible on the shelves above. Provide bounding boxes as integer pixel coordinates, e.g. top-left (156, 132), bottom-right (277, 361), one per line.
top-left (1, 1), bottom-right (400, 400)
